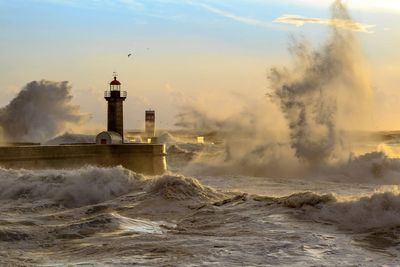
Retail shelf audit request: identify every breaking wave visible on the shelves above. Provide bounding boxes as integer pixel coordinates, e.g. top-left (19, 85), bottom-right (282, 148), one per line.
top-left (0, 166), bottom-right (223, 208)
top-left (1, 163), bottom-right (400, 233)
top-left (147, 174), bottom-right (223, 201)
top-left (311, 190), bottom-right (400, 232)
top-left (0, 166), bottom-right (145, 207)
top-left (279, 189), bottom-right (400, 232)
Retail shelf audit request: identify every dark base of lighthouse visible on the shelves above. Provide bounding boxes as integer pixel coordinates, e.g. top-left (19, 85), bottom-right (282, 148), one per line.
top-left (0, 144), bottom-right (167, 175)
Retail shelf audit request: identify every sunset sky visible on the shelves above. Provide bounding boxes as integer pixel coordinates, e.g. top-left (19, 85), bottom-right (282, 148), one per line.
top-left (1, 0), bottom-right (399, 130)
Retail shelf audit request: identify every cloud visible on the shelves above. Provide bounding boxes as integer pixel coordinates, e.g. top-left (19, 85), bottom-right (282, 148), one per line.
top-left (278, 0), bottom-right (400, 15)
top-left (189, 2), bottom-right (274, 29)
top-left (274, 14), bottom-right (375, 33)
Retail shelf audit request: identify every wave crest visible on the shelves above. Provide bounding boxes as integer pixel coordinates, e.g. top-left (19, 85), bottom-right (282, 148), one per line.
top-left (0, 167), bottom-right (225, 208)
top-left (280, 188), bottom-right (400, 232)
top-left (311, 190), bottom-right (400, 231)
top-left (279, 192), bottom-right (336, 208)
top-left (0, 166), bottom-right (145, 207)
top-left (146, 174), bottom-right (223, 201)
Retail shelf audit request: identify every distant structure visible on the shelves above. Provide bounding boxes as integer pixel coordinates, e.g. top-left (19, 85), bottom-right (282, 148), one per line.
top-left (145, 110), bottom-right (155, 138)
top-left (104, 73), bottom-right (127, 141)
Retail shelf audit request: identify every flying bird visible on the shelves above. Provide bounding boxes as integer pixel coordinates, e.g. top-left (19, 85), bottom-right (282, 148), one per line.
top-left (128, 53), bottom-right (132, 57)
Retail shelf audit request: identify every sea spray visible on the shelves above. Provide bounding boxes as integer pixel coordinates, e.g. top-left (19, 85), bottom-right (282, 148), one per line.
top-left (175, 96), bottom-right (299, 177)
top-left (0, 80), bottom-right (89, 142)
top-left (269, 0), bottom-right (374, 165)
top-left (175, 1), bottom-right (375, 178)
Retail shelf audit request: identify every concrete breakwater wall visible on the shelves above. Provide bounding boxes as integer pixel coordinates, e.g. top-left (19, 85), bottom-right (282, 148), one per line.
top-left (0, 144), bottom-right (167, 175)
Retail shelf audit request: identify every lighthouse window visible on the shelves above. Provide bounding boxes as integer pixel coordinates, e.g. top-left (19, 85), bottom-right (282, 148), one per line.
top-left (110, 85), bottom-right (120, 91)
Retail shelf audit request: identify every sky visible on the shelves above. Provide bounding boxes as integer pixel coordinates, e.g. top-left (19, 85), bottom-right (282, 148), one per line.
top-left (0, 0), bottom-right (399, 131)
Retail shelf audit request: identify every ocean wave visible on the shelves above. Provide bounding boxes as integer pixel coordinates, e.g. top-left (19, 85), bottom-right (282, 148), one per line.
top-left (0, 166), bottom-right (224, 208)
top-left (48, 212), bottom-right (173, 240)
top-left (146, 174), bottom-right (224, 201)
top-left (111, 213), bottom-right (174, 234)
top-left (0, 166), bottom-right (145, 207)
top-left (310, 190), bottom-right (400, 232)
top-left (0, 228), bottom-right (30, 242)
top-left (278, 192), bottom-right (336, 208)
top-left (279, 188), bottom-right (400, 232)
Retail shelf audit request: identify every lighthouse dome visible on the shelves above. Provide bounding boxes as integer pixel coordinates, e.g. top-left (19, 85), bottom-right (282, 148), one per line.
top-left (110, 77), bottom-right (121, 85)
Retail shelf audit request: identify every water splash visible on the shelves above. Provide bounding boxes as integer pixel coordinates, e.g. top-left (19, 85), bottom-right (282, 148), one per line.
top-left (269, 0), bottom-right (373, 165)
top-left (0, 80), bottom-right (89, 142)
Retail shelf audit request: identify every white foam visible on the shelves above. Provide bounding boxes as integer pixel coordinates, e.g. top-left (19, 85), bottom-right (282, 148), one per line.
top-left (0, 166), bottom-right (224, 208)
top-left (285, 188), bottom-right (400, 232)
top-left (111, 213), bottom-right (175, 234)
top-left (146, 173), bottom-right (224, 201)
top-left (0, 166), bottom-right (145, 207)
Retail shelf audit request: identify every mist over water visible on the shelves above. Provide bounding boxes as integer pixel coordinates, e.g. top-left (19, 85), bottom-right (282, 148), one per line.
top-left (0, 80), bottom-right (88, 143)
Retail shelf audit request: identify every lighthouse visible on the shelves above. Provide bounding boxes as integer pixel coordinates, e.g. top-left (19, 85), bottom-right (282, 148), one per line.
top-left (104, 73), bottom-right (127, 140)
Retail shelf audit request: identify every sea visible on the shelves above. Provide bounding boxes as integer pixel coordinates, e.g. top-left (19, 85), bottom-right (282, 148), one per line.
top-left (1, 132), bottom-right (400, 266)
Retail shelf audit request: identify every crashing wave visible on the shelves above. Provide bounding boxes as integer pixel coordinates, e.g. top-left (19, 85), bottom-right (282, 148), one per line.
top-left (0, 166), bottom-right (145, 207)
top-left (146, 174), bottom-right (224, 201)
top-left (309, 190), bottom-right (400, 232)
top-left (0, 166), bottom-right (224, 208)
top-left (279, 188), bottom-right (400, 232)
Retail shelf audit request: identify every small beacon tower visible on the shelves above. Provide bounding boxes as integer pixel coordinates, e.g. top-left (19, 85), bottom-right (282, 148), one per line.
top-left (105, 73), bottom-right (127, 139)
top-left (145, 110), bottom-right (156, 138)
